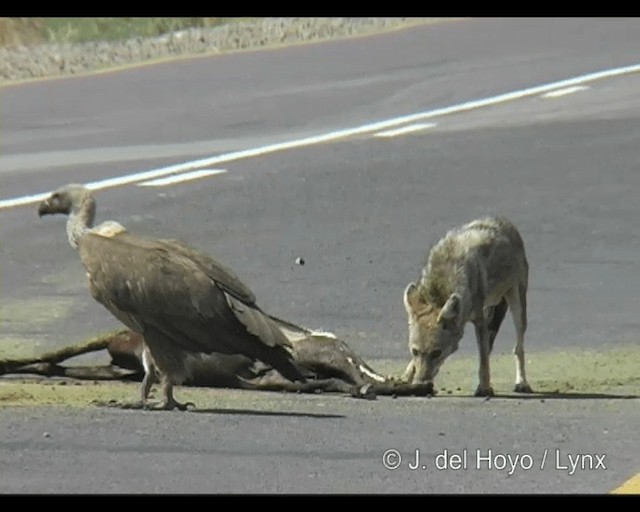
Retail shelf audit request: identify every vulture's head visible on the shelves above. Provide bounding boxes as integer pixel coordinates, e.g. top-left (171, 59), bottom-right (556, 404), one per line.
top-left (38, 184), bottom-right (94, 218)
top-left (38, 184), bottom-right (99, 249)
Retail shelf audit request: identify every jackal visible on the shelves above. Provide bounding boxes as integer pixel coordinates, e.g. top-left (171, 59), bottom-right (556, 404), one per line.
top-left (401, 216), bottom-right (533, 396)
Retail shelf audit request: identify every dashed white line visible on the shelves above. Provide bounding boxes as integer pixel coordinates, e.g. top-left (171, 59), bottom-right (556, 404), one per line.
top-left (541, 85), bottom-right (590, 98)
top-left (374, 123), bottom-right (436, 138)
top-left (137, 169), bottom-right (227, 187)
top-left (2, 62), bottom-right (640, 211)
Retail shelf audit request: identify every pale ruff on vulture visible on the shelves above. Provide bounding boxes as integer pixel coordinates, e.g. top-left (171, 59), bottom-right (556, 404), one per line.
top-left (38, 184), bottom-right (307, 410)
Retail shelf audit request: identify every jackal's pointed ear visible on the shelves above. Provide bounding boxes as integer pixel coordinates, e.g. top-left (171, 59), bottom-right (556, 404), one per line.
top-left (437, 293), bottom-right (461, 324)
top-left (403, 282), bottom-right (424, 316)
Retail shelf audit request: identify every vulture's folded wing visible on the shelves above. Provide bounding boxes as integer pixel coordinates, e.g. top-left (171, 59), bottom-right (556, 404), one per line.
top-left (88, 276), bottom-right (144, 334)
top-left (224, 292), bottom-right (293, 349)
top-left (156, 238), bottom-right (257, 305)
top-left (80, 232), bottom-right (291, 355)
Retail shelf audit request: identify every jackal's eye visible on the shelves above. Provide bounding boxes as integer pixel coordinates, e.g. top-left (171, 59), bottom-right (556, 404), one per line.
top-left (429, 349), bottom-right (442, 360)
top-left (411, 348), bottom-right (420, 357)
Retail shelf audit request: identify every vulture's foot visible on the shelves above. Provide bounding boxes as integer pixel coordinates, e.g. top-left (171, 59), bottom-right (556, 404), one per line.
top-left (156, 398), bottom-right (196, 411)
top-left (93, 398), bottom-right (195, 411)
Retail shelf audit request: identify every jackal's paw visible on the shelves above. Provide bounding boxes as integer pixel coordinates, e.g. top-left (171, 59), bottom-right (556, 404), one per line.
top-left (514, 382), bottom-right (533, 393)
top-left (474, 386), bottom-right (494, 397)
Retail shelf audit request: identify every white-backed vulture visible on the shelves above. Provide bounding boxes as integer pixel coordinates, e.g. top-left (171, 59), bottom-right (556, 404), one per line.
top-left (38, 184), bottom-right (309, 410)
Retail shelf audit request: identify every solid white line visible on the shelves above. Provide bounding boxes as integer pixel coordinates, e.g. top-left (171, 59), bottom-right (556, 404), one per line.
top-left (2, 62), bottom-right (640, 211)
top-left (137, 169), bottom-right (227, 187)
top-left (542, 85), bottom-right (590, 98)
top-left (0, 191), bottom-right (53, 210)
top-left (374, 123), bottom-right (436, 138)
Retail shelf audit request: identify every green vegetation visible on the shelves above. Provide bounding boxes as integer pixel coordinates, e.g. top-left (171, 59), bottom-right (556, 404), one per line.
top-left (378, 344), bottom-right (640, 396)
top-left (0, 17), bottom-right (243, 47)
top-left (1, 344), bottom-right (638, 408)
top-left (42, 18), bottom-right (232, 44)
top-left (0, 297), bottom-right (77, 358)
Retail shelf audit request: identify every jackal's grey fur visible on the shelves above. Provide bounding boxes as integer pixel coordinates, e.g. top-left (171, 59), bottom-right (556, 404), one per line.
top-left (402, 216), bottom-right (533, 397)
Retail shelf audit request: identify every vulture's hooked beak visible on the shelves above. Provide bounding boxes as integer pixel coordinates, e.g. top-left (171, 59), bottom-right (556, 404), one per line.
top-left (38, 197), bottom-right (54, 217)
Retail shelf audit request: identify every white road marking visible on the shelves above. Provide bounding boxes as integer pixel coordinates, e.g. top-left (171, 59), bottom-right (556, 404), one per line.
top-left (541, 85), bottom-right (590, 98)
top-left (0, 191), bottom-right (53, 210)
top-left (2, 62), bottom-right (640, 211)
top-left (137, 169), bottom-right (227, 187)
top-left (374, 122), bottom-right (436, 138)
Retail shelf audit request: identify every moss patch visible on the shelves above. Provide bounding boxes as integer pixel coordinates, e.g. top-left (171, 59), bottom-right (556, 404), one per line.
top-left (0, 297), bottom-right (75, 330)
top-left (0, 297), bottom-right (76, 358)
top-left (373, 344), bottom-right (640, 396)
top-left (0, 18), bottom-right (232, 47)
top-left (0, 378), bottom-right (341, 412)
top-left (38, 267), bottom-right (86, 294)
top-left (0, 336), bottom-right (41, 359)
top-left (0, 344), bottom-right (638, 408)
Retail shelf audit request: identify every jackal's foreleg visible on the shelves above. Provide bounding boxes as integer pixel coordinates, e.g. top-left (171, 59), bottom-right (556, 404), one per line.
top-left (401, 359), bottom-right (416, 383)
top-left (473, 319), bottom-right (494, 397)
top-left (507, 286), bottom-right (533, 393)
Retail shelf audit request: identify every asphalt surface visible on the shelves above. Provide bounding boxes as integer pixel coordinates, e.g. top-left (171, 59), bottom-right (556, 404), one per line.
top-left (0, 395), bottom-right (637, 494)
top-left (1, 18), bottom-right (639, 493)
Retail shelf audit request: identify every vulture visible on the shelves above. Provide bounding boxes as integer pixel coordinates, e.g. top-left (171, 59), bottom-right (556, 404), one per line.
top-left (38, 184), bottom-right (309, 410)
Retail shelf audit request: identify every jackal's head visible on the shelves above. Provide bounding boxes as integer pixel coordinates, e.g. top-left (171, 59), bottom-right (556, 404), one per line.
top-left (403, 282), bottom-right (465, 385)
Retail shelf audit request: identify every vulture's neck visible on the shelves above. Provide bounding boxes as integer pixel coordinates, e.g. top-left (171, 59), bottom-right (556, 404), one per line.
top-left (67, 196), bottom-right (96, 249)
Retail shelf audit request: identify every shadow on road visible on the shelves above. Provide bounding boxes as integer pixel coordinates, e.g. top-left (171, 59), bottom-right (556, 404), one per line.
top-left (190, 407), bottom-right (345, 419)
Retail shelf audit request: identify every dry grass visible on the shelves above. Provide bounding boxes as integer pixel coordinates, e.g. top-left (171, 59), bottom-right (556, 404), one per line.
top-left (0, 18), bottom-right (46, 47)
top-left (0, 17), bottom-right (233, 48)
top-left (1, 344), bottom-right (638, 409)
top-left (377, 344), bottom-right (640, 396)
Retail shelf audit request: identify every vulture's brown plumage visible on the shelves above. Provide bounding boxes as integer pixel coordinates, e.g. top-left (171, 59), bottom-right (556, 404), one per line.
top-left (38, 184), bottom-right (308, 410)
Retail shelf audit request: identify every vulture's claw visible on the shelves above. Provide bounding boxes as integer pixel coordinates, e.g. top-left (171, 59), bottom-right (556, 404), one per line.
top-left (93, 398), bottom-right (195, 411)
top-left (158, 399), bottom-right (196, 411)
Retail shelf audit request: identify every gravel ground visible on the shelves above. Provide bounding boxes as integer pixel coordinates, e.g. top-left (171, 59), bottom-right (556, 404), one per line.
top-left (0, 17), bottom-right (439, 84)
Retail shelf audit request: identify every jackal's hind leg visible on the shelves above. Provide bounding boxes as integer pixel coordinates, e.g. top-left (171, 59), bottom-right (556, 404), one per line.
top-left (485, 298), bottom-right (508, 353)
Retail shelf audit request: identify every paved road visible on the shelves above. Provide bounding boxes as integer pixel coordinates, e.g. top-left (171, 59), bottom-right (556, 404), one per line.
top-left (0, 18), bottom-right (639, 493)
top-left (0, 395), bottom-right (637, 494)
